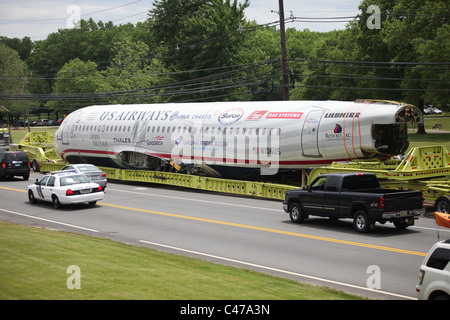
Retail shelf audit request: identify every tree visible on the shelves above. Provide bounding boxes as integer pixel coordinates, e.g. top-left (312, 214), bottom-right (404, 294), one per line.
top-left (0, 36), bottom-right (34, 61)
top-left (148, 0), bottom-right (250, 101)
top-left (0, 44), bottom-right (30, 122)
top-left (378, 0), bottom-right (449, 133)
top-left (103, 38), bottom-right (172, 104)
top-left (51, 58), bottom-right (105, 113)
top-left (0, 44), bottom-right (27, 94)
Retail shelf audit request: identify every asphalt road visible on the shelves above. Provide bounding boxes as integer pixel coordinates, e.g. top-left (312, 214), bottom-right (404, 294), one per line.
top-left (1, 172), bottom-right (448, 300)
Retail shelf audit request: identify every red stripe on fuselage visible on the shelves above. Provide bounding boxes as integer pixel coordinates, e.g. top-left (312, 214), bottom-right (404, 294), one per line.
top-left (61, 148), bottom-right (351, 166)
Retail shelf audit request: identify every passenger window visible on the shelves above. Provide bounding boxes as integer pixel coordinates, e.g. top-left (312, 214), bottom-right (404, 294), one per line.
top-left (325, 176), bottom-right (339, 192)
top-left (47, 176), bottom-right (55, 187)
top-left (427, 248), bottom-right (450, 270)
top-left (311, 177), bottom-right (327, 191)
top-left (39, 176), bottom-right (50, 186)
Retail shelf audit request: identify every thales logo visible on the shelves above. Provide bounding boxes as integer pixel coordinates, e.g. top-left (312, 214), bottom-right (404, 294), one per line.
top-left (334, 124), bottom-right (342, 133)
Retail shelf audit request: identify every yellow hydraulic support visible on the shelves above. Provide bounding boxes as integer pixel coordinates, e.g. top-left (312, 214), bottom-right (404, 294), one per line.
top-left (9, 131), bottom-right (63, 171)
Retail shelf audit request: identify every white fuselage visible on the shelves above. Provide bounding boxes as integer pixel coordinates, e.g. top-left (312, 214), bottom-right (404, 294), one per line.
top-left (54, 100), bottom-right (418, 174)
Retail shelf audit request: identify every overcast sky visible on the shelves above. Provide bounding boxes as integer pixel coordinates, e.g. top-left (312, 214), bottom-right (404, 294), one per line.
top-left (0, 0), bottom-right (361, 40)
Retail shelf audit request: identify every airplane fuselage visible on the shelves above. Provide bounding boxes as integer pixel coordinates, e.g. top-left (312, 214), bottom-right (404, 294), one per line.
top-left (54, 100), bottom-right (421, 176)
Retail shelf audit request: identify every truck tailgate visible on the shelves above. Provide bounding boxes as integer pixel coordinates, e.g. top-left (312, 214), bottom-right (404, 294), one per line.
top-left (383, 191), bottom-right (423, 211)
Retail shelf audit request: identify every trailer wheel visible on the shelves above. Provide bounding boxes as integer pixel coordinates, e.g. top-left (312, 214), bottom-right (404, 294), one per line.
top-left (32, 159), bottom-right (40, 172)
top-left (353, 210), bottom-right (374, 233)
top-left (289, 203), bottom-right (307, 223)
top-left (435, 196), bottom-right (450, 214)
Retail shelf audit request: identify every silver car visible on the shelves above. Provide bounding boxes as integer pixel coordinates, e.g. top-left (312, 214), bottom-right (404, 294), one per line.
top-left (61, 164), bottom-right (107, 190)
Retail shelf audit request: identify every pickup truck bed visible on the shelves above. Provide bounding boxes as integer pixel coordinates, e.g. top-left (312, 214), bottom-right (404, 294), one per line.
top-left (283, 172), bottom-right (425, 233)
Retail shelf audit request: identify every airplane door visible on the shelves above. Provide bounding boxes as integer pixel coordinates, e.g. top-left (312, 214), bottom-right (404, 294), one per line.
top-left (301, 110), bottom-right (324, 157)
top-left (57, 121), bottom-right (70, 145)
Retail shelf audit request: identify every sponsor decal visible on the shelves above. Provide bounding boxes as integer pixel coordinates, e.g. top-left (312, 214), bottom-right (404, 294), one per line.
top-left (218, 108), bottom-right (244, 125)
top-left (169, 111), bottom-right (190, 121)
top-left (324, 112), bottom-right (360, 119)
top-left (100, 110), bottom-right (172, 121)
top-left (113, 137), bottom-right (131, 143)
top-left (334, 124), bottom-right (342, 133)
top-left (325, 124), bottom-right (351, 140)
top-left (266, 112), bottom-right (303, 119)
top-left (147, 136), bottom-right (164, 146)
top-left (246, 110), bottom-right (268, 120)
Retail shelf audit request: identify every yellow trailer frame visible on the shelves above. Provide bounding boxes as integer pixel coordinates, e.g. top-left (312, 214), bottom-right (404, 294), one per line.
top-left (308, 145), bottom-right (450, 211)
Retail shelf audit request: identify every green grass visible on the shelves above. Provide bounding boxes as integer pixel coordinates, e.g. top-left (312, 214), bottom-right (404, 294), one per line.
top-left (0, 223), bottom-right (363, 300)
top-left (408, 116), bottom-right (450, 150)
top-left (8, 126), bottom-right (58, 145)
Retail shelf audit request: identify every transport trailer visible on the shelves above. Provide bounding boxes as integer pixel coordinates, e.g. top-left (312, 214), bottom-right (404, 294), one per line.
top-left (9, 131), bottom-right (62, 172)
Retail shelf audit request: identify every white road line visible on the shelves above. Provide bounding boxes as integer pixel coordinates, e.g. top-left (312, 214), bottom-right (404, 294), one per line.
top-left (0, 208), bottom-right (99, 233)
top-left (139, 239), bottom-right (416, 300)
top-left (411, 225), bottom-right (450, 233)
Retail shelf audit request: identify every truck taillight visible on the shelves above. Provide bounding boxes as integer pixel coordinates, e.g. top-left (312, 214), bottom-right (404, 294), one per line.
top-left (378, 196), bottom-right (385, 209)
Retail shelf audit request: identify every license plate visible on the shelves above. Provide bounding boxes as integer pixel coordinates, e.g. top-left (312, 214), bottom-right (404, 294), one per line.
top-left (81, 189), bottom-right (90, 194)
top-left (400, 211), bottom-right (408, 216)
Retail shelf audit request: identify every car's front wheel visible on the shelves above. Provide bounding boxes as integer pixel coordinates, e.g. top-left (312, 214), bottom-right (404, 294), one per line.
top-left (289, 203), bottom-right (307, 223)
top-left (28, 190), bottom-right (37, 204)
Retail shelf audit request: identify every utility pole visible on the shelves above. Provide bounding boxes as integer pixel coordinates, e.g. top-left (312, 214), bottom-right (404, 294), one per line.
top-left (278, 0), bottom-right (289, 101)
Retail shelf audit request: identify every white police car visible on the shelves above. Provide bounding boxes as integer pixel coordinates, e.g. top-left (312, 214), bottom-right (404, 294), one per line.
top-left (27, 171), bottom-right (104, 208)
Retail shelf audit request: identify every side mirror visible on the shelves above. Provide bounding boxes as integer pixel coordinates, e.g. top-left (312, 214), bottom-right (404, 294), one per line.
top-left (35, 178), bottom-right (39, 185)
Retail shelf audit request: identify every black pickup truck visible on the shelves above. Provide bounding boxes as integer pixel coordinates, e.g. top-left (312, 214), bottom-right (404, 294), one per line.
top-left (283, 172), bottom-right (425, 233)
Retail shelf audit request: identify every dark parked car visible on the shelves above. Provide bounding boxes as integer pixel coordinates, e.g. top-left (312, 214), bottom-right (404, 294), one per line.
top-left (47, 120), bottom-right (61, 126)
top-left (0, 150), bottom-right (30, 180)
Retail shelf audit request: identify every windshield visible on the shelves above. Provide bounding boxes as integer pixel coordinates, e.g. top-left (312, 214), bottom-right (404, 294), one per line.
top-left (4, 152), bottom-right (28, 161)
top-left (60, 175), bottom-right (91, 186)
top-left (78, 166), bottom-right (100, 173)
